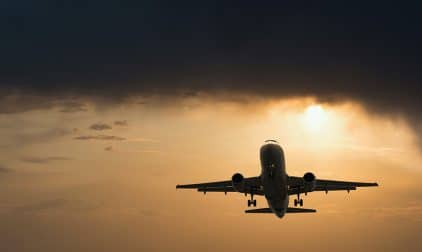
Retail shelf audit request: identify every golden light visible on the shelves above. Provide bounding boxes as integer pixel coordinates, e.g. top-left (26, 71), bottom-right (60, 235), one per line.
top-left (303, 104), bottom-right (327, 132)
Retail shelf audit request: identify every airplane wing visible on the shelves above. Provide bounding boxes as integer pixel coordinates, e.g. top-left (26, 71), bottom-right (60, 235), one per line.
top-left (287, 176), bottom-right (378, 195)
top-left (176, 176), bottom-right (263, 195)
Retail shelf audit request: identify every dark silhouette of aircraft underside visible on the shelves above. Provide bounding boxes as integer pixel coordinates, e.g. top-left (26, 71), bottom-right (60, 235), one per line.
top-left (176, 140), bottom-right (378, 218)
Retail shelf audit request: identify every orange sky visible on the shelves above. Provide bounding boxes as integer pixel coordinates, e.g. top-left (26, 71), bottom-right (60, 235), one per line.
top-left (0, 97), bottom-right (421, 251)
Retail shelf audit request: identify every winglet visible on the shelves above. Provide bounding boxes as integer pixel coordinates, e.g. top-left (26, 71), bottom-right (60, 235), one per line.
top-left (366, 182), bottom-right (379, 187)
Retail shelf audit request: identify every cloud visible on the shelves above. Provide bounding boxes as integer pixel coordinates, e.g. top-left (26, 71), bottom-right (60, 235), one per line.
top-left (0, 94), bottom-right (87, 114)
top-left (59, 101), bottom-right (87, 113)
top-left (1, 2), bottom-right (422, 146)
top-left (74, 135), bottom-right (126, 141)
top-left (89, 123), bottom-right (112, 131)
top-left (20, 156), bottom-right (72, 164)
top-left (114, 120), bottom-right (128, 126)
top-left (104, 146), bottom-right (112, 151)
top-left (0, 93), bottom-right (57, 114)
top-left (126, 138), bottom-right (158, 143)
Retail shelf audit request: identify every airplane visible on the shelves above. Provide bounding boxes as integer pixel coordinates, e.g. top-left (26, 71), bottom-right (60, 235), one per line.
top-left (176, 140), bottom-right (378, 218)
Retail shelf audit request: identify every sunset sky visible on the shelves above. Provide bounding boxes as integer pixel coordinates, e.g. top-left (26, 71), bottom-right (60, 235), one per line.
top-left (1, 1), bottom-right (422, 252)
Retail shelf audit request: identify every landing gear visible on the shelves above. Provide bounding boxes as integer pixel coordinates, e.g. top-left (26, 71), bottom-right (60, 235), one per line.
top-left (247, 193), bottom-right (257, 207)
top-left (294, 199), bottom-right (303, 207)
top-left (294, 193), bottom-right (304, 207)
top-left (247, 199), bottom-right (257, 207)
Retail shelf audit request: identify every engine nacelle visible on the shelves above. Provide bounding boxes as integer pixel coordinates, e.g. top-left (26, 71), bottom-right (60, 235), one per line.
top-left (231, 173), bottom-right (245, 192)
top-left (303, 172), bottom-right (316, 192)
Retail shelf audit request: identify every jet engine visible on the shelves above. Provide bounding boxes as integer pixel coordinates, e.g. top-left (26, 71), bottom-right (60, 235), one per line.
top-left (303, 172), bottom-right (316, 192)
top-left (231, 173), bottom-right (245, 192)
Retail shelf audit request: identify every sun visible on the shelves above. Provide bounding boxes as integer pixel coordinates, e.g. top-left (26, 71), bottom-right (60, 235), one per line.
top-left (303, 105), bottom-right (327, 132)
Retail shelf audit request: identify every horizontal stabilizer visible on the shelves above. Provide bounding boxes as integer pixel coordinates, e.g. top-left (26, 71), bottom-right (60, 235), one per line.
top-left (286, 207), bottom-right (316, 213)
top-left (245, 208), bottom-right (273, 213)
top-left (245, 207), bottom-right (317, 214)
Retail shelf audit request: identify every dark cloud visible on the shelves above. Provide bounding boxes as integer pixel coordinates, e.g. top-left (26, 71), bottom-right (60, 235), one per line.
top-left (0, 95), bottom-right (86, 114)
top-left (104, 146), bottom-right (112, 151)
top-left (20, 156), bottom-right (72, 164)
top-left (114, 120), bottom-right (128, 126)
top-left (74, 135), bottom-right (126, 141)
top-left (1, 2), bottom-right (422, 143)
top-left (0, 94), bottom-right (57, 114)
top-left (89, 123), bottom-right (112, 131)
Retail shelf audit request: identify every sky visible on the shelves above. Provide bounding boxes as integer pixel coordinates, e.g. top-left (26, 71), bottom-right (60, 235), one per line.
top-left (1, 1), bottom-right (422, 252)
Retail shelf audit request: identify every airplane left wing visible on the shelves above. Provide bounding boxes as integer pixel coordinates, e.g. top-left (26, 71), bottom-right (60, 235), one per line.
top-left (176, 180), bottom-right (233, 189)
top-left (176, 176), bottom-right (263, 195)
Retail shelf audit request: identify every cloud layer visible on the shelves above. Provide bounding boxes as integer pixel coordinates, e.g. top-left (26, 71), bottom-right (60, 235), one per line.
top-left (1, 2), bottom-right (422, 143)
top-left (74, 135), bottom-right (126, 141)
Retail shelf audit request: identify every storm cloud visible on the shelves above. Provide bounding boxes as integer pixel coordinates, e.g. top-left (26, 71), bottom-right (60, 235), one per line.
top-left (1, 2), bottom-right (422, 142)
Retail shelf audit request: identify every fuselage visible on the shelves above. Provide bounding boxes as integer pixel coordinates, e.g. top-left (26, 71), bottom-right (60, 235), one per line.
top-left (260, 142), bottom-right (288, 218)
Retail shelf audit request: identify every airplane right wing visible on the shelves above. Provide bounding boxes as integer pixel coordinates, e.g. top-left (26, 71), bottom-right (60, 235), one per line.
top-left (287, 175), bottom-right (378, 195)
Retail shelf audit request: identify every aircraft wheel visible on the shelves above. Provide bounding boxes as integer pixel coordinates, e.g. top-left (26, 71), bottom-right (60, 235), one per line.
top-left (247, 200), bottom-right (251, 207)
top-left (294, 199), bottom-right (298, 206)
top-left (253, 200), bottom-right (257, 207)
top-left (299, 199), bottom-right (303, 207)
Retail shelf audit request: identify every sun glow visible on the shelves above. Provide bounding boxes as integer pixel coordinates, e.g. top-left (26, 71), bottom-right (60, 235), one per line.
top-left (303, 105), bottom-right (328, 132)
